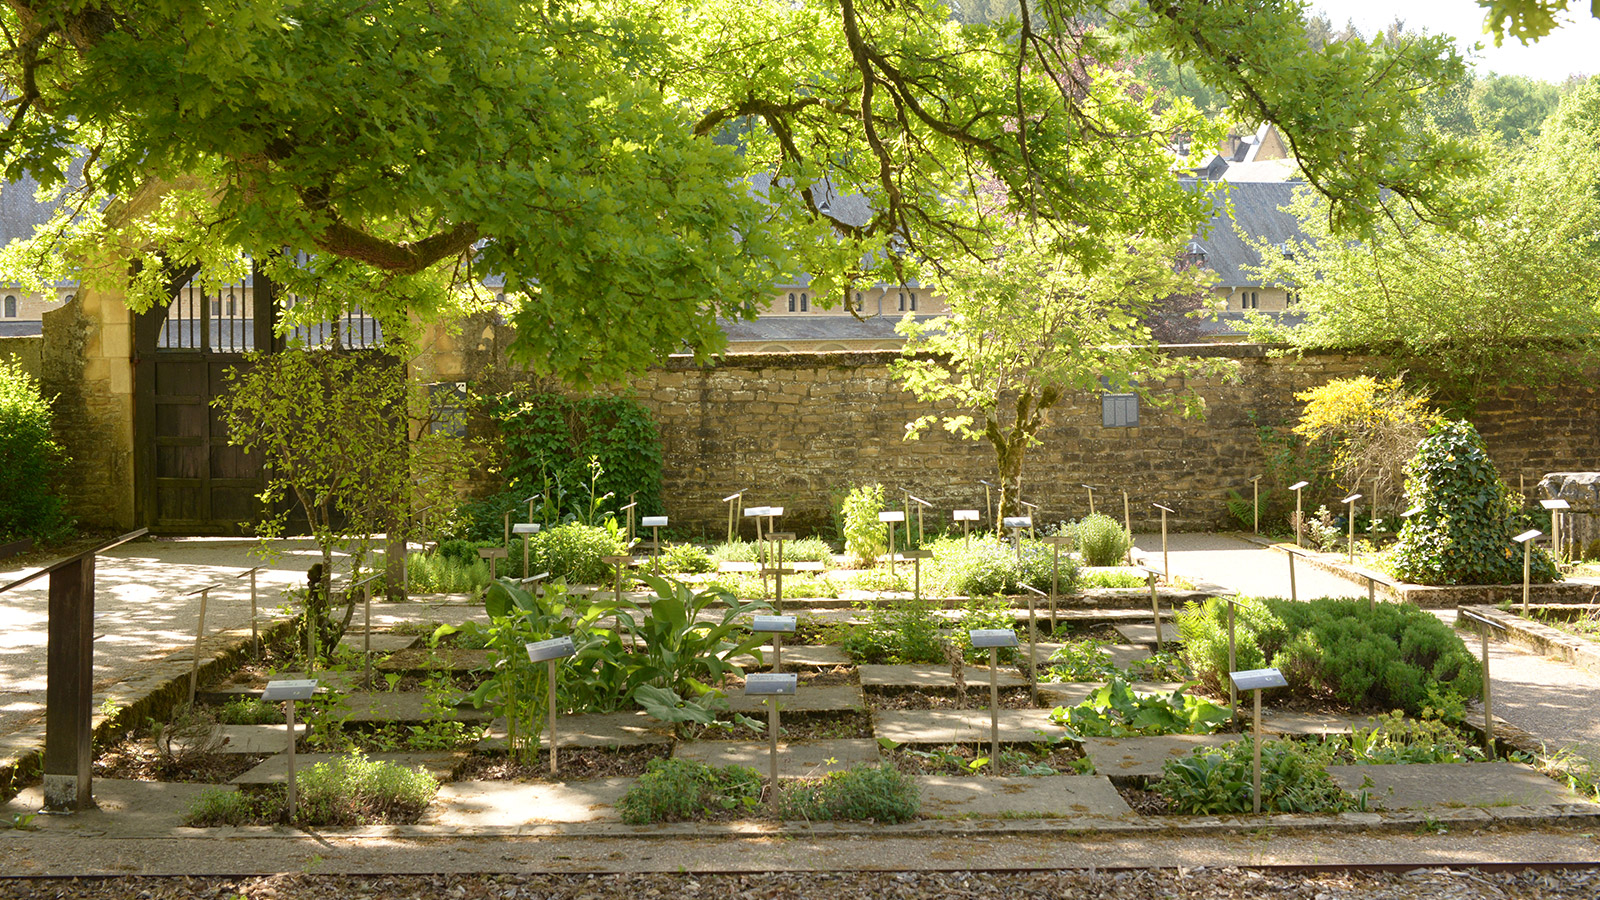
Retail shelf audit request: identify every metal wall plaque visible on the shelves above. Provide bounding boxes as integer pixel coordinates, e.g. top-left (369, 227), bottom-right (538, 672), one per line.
top-left (641, 516), bottom-right (668, 528)
top-left (968, 628), bottom-right (1019, 648)
top-left (752, 615), bottom-right (797, 633)
top-left (1513, 529), bottom-right (1542, 543)
top-left (512, 523), bottom-right (541, 535)
top-left (744, 673), bottom-right (798, 695)
top-left (263, 679), bottom-right (318, 702)
top-left (1229, 668), bottom-right (1287, 691)
top-left (1102, 393), bottom-right (1138, 428)
top-left (879, 511), bottom-right (905, 522)
top-left (525, 636), bottom-right (578, 663)
top-left (1002, 516), bottom-right (1032, 529)
top-left (953, 510), bottom-right (980, 521)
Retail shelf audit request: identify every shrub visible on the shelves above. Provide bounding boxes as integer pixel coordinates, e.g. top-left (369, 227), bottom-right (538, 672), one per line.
top-left (1293, 376), bottom-right (1442, 519)
top-left (926, 536), bottom-right (1072, 597)
top-left (709, 537), bottom-right (832, 567)
top-left (1157, 737), bottom-right (1352, 814)
top-left (660, 541), bottom-right (714, 574)
top-left (1045, 638), bottom-right (1121, 681)
top-left (407, 551), bottom-right (492, 593)
top-left (185, 787), bottom-right (284, 826)
top-left (1074, 514), bottom-right (1131, 567)
top-left (779, 763), bottom-right (920, 822)
top-left (527, 521), bottom-right (628, 584)
top-left (1391, 420), bottom-right (1560, 586)
top-left (214, 697), bottom-right (283, 725)
top-left (295, 751), bottom-right (438, 825)
top-left (1177, 596), bottom-right (1481, 716)
top-left (1080, 570), bottom-right (1146, 589)
top-left (0, 358), bottom-right (71, 542)
top-left (617, 758), bottom-right (763, 823)
top-left (837, 597), bottom-right (948, 664)
top-left (840, 484), bottom-right (888, 565)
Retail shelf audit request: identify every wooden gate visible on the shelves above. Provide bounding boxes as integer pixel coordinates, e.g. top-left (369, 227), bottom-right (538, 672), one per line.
top-left (132, 266), bottom-right (385, 534)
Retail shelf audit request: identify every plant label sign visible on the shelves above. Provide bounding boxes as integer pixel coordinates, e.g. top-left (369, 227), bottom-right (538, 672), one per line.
top-left (513, 523), bottom-right (540, 535)
top-left (1002, 516), bottom-right (1032, 529)
top-left (752, 615), bottom-right (797, 633)
top-left (642, 516), bottom-right (668, 528)
top-left (745, 673), bottom-right (798, 695)
top-left (1229, 668), bottom-right (1287, 691)
top-left (745, 506), bottom-right (772, 517)
top-left (968, 628), bottom-right (1019, 648)
top-left (879, 511), bottom-right (905, 522)
top-left (525, 637), bottom-right (577, 663)
top-left (953, 510), bottom-right (980, 521)
top-left (900, 549), bottom-right (933, 560)
top-left (262, 679), bottom-right (318, 702)
top-left (1042, 535), bottom-right (1073, 546)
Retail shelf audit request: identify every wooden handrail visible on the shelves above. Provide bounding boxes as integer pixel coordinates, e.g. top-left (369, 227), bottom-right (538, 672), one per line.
top-left (0, 528), bottom-right (149, 595)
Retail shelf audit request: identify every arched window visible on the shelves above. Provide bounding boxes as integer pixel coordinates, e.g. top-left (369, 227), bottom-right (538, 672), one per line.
top-left (226, 293), bottom-right (236, 316)
top-left (799, 292), bottom-right (808, 312)
top-left (787, 292), bottom-right (796, 312)
top-left (909, 292), bottom-right (917, 311)
top-left (853, 292), bottom-right (863, 312)
top-left (3, 295), bottom-right (14, 317)
top-left (898, 292), bottom-right (906, 311)
top-left (210, 295), bottom-right (221, 316)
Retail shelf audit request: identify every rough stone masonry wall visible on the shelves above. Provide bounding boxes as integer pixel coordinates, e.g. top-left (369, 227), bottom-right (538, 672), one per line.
top-left (616, 346), bottom-right (1600, 536)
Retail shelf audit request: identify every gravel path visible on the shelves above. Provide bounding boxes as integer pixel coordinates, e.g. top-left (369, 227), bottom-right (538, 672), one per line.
top-left (1131, 532), bottom-right (1364, 599)
top-left (1, 866), bottom-right (1598, 900)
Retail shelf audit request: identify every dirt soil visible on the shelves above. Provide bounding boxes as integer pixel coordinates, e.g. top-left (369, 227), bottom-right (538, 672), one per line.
top-left (3, 867), bottom-right (1599, 900)
top-left (455, 746), bottom-right (669, 781)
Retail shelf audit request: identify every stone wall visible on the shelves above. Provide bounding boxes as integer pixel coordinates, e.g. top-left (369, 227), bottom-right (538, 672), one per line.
top-left (41, 296), bottom-right (136, 530)
top-left (424, 339), bottom-right (1600, 537)
top-left (0, 335), bottom-right (42, 377)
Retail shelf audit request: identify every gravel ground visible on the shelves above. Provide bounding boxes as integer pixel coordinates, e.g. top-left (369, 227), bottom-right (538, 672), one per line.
top-left (3, 867), bottom-right (1599, 900)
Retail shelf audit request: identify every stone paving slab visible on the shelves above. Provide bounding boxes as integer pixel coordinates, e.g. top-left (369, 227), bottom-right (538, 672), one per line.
top-left (918, 774), bottom-right (1133, 818)
top-left (1036, 643), bottom-right (1153, 670)
top-left (232, 751), bottom-right (464, 785)
top-left (858, 664), bottom-right (1028, 690)
top-left (338, 633), bottom-right (421, 653)
top-left (1112, 623), bottom-right (1181, 645)
top-left (476, 712), bottom-right (673, 751)
top-left (1035, 683), bottom-right (1099, 708)
top-left (873, 709), bottom-right (1067, 745)
top-left (2, 780), bottom-right (221, 836)
top-left (1328, 762), bottom-right (1599, 811)
top-left (1261, 710), bottom-right (1380, 736)
top-left (376, 647), bottom-right (492, 673)
top-left (726, 683), bottom-right (865, 714)
top-left (1081, 735), bottom-right (1239, 778)
top-left (730, 644), bottom-right (851, 669)
top-left (674, 739), bottom-right (880, 774)
top-left (420, 778), bottom-right (631, 826)
top-left (214, 723), bottom-right (306, 755)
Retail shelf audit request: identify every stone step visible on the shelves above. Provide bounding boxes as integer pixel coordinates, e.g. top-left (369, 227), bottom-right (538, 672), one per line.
top-left (919, 774), bottom-right (1133, 819)
top-left (673, 739), bottom-right (880, 774)
top-left (873, 708), bottom-right (1067, 745)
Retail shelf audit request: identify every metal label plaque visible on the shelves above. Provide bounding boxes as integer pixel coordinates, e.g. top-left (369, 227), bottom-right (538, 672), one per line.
top-left (900, 550), bottom-right (933, 560)
top-left (1541, 499), bottom-right (1571, 510)
top-left (953, 510), bottom-right (980, 521)
top-left (1289, 481), bottom-right (1310, 491)
top-left (525, 636), bottom-right (577, 663)
top-left (745, 673), bottom-right (798, 695)
top-left (766, 506), bottom-right (785, 517)
top-left (879, 511), bottom-right (905, 522)
top-left (745, 506), bottom-right (772, 517)
top-left (752, 615), bottom-right (797, 633)
top-left (262, 679), bottom-right (318, 702)
top-left (512, 523), bottom-right (541, 535)
top-left (1002, 516), bottom-right (1032, 529)
top-left (641, 516), bottom-right (668, 528)
top-left (968, 628), bottom-right (1019, 648)
top-left (767, 532), bottom-right (796, 541)
top-left (1341, 493), bottom-right (1363, 504)
top-left (477, 547), bottom-right (509, 559)
top-left (1042, 535), bottom-right (1073, 546)
top-left (1513, 529), bottom-right (1543, 543)
top-left (1229, 667), bottom-right (1288, 691)
top-left (1151, 504), bottom-right (1174, 514)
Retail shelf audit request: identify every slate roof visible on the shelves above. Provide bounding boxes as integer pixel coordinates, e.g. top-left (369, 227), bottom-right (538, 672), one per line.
top-left (1190, 180), bottom-right (1307, 287)
top-left (719, 313), bottom-right (938, 343)
top-left (0, 320), bottom-right (43, 337)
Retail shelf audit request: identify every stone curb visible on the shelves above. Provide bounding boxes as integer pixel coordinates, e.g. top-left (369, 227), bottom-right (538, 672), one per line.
top-left (1457, 604), bottom-right (1600, 679)
top-left (10, 802), bottom-right (1597, 843)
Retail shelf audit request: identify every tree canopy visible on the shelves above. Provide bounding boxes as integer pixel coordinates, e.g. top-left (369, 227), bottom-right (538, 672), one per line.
top-left (0, 0), bottom-right (1525, 383)
top-left (1252, 76), bottom-right (1600, 405)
